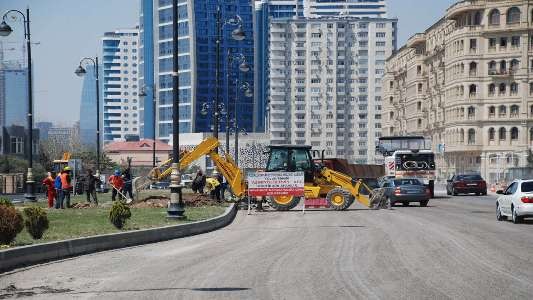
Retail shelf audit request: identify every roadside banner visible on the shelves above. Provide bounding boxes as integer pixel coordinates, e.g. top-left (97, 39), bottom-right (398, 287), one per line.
top-left (247, 172), bottom-right (305, 197)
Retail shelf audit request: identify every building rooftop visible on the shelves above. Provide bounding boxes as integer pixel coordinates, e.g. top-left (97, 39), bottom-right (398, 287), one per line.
top-left (104, 139), bottom-right (172, 152)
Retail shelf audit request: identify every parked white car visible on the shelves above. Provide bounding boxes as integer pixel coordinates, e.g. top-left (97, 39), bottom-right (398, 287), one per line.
top-left (496, 179), bottom-right (533, 223)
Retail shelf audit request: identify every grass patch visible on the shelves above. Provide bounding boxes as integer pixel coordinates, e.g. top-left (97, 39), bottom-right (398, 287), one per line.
top-left (9, 192), bottom-right (226, 247)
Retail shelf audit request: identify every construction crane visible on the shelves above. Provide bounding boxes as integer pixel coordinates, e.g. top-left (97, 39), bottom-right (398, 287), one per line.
top-left (136, 138), bottom-right (374, 211)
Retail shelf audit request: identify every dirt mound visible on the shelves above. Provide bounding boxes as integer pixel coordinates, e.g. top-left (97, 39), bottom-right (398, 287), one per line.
top-left (130, 193), bottom-right (220, 208)
top-left (71, 203), bottom-right (93, 209)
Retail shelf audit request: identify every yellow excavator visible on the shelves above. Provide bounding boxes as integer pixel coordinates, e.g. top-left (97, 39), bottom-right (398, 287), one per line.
top-left (137, 137), bottom-right (373, 211)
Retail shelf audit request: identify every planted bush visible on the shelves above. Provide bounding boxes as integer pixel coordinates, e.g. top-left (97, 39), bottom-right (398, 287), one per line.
top-left (0, 197), bottom-right (13, 207)
top-left (109, 201), bottom-right (131, 229)
top-left (0, 205), bottom-right (23, 245)
top-left (23, 206), bottom-right (49, 239)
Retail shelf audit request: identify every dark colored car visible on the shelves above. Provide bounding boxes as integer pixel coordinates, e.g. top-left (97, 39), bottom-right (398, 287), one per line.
top-left (446, 174), bottom-right (487, 196)
top-left (380, 178), bottom-right (430, 207)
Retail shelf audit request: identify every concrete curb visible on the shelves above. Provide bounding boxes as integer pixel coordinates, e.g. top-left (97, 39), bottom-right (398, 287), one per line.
top-left (0, 204), bottom-right (237, 273)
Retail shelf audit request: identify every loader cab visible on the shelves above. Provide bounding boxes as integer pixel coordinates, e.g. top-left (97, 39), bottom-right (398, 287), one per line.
top-left (266, 145), bottom-right (315, 182)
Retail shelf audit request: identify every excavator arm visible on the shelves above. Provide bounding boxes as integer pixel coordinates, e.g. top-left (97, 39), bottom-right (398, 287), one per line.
top-left (146, 137), bottom-right (246, 198)
top-left (319, 167), bottom-right (372, 207)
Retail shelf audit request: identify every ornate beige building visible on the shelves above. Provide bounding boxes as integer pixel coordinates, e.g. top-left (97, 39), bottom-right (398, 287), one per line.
top-left (383, 0), bottom-right (533, 183)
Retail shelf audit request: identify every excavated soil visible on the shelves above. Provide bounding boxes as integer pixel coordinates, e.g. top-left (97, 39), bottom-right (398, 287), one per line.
top-left (130, 193), bottom-right (220, 208)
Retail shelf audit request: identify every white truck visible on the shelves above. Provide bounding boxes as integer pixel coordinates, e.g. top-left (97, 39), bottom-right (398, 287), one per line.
top-left (378, 136), bottom-right (436, 197)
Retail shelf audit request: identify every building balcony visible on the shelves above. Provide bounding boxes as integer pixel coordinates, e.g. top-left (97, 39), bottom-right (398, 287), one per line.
top-left (407, 33), bottom-right (425, 48)
top-left (488, 69), bottom-right (516, 78)
top-left (446, 1), bottom-right (482, 19)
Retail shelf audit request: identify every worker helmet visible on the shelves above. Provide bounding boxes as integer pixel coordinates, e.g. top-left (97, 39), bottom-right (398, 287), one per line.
top-left (212, 170), bottom-right (219, 175)
top-left (63, 166), bottom-right (71, 171)
top-left (114, 169), bottom-right (121, 176)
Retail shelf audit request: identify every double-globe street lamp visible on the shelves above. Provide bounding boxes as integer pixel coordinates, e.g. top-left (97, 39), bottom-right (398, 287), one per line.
top-left (168, 0), bottom-right (185, 218)
top-left (0, 8), bottom-right (36, 201)
top-left (225, 52), bottom-right (250, 155)
top-left (74, 57), bottom-right (101, 180)
top-left (139, 85), bottom-right (157, 168)
top-left (213, 7), bottom-right (245, 150)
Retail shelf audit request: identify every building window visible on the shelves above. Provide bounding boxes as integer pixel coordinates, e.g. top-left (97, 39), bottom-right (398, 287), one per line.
top-left (489, 9), bottom-right (500, 25)
top-left (511, 36), bottom-right (520, 47)
top-left (488, 61), bottom-right (497, 74)
top-left (467, 106), bottom-right (475, 119)
top-left (499, 127), bottom-right (506, 140)
top-left (469, 61), bottom-right (477, 76)
top-left (510, 59), bottom-right (519, 73)
top-left (510, 82), bottom-right (518, 95)
top-left (530, 127), bottom-right (533, 142)
top-left (468, 129), bottom-right (476, 145)
top-left (530, 83), bottom-right (533, 95)
top-left (499, 105), bottom-right (507, 117)
top-left (417, 102), bottom-right (422, 111)
top-left (499, 83), bottom-right (506, 95)
top-left (488, 106), bottom-right (495, 117)
top-left (507, 7), bottom-right (521, 24)
top-left (469, 84), bottom-right (477, 97)
top-left (500, 37), bottom-right (507, 48)
top-left (10, 137), bottom-right (23, 154)
top-left (474, 11), bottom-right (482, 25)
top-left (510, 105), bottom-right (519, 117)
top-left (489, 38), bottom-right (496, 49)
top-left (469, 39), bottom-right (477, 51)
top-left (488, 128), bottom-right (495, 141)
top-left (511, 127), bottom-right (519, 140)
top-left (488, 83), bottom-right (496, 96)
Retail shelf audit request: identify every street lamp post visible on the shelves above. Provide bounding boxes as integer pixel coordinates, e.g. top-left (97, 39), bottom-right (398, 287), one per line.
top-left (75, 57), bottom-right (101, 180)
top-left (225, 52), bottom-right (249, 155)
top-left (168, 0), bottom-right (185, 219)
top-left (214, 7), bottom-right (245, 148)
top-left (232, 79), bottom-right (252, 166)
top-left (0, 8), bottom-right (36, 201)
top-left (139, 85), bottom-right (157, 168)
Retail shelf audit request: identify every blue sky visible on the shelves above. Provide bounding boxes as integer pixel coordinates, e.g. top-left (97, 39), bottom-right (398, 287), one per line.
top-left (0, 0), bottom-right (456, 126)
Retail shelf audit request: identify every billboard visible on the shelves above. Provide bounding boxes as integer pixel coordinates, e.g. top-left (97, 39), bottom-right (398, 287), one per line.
top-left (247, 172), bottom-right (305, 197)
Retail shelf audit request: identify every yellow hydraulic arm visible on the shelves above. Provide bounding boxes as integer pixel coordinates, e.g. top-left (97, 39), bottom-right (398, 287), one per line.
top-left (149, 137), bottom-right (246, 198)
top-left (319, 167), bottom-right (372, 207)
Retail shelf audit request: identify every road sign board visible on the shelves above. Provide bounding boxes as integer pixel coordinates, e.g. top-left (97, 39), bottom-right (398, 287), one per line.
top-left (247, 172), bottom-right (305, 197)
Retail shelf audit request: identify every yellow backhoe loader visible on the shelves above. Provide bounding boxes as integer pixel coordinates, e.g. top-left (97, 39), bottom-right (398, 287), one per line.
top-left (136, 137), bottom-right (373, 211)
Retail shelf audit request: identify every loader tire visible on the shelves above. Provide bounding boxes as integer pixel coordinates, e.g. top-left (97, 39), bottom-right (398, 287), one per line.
top-left (269, 195), bottom-right (301, 211)
top-left (326, 188), bottom-right (351, 211)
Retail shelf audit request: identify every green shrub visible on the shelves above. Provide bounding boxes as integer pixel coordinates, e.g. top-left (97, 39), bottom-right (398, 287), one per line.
top-left (0, 197), bottom-right (13, 207)
top-left (0, 205), bottom-right (23, 244)
top-left (23, 206), bottom-right (49, 239)
top-left (109, 201), bottom-right (131, 229)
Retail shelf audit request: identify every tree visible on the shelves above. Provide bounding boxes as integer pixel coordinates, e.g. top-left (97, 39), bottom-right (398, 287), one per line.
top-left (72, 150), bottom-right (117, 173)
top-left (0, 155), bottom-right (46, 188)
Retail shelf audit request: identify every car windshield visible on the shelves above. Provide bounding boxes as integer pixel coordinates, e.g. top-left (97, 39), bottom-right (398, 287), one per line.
top-left (393, 179), bottom-right (422, 186)
top-left (522, 182), bottom-right (533, 193)
top-left (456, 175), bottom-right (482, 181)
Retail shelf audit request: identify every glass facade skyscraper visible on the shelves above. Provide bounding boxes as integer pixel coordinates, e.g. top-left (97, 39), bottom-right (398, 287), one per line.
top-left (140, 0), bottom-right (254, 142)
top-left (79, 65), bottom-right (103, 148)
top-left (139, 0), bottom-right (155, 140)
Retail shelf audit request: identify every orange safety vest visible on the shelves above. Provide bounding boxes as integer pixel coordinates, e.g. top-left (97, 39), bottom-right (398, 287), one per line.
top-left (60, 172), bottom-right (72, 189)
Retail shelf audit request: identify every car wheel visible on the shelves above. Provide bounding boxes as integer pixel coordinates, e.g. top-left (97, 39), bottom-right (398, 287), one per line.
top-left (482, 191), bottom-right (487, 196)
top-left (402, 202), bottom-right (409, 207)
top-left (446, 189), bottom-right (451, 196)
top-left (496, 204), bottom-right (505, 221)
top-left (512, 207), bottom-right (523, 224)
top-left (420, 200), bottom-right (429, 207)
top-left (452, 188), bottom-right (458, 196)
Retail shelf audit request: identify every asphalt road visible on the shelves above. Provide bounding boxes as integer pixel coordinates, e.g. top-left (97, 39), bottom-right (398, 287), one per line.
top-left (2, 192), bottom-right (533, 299)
